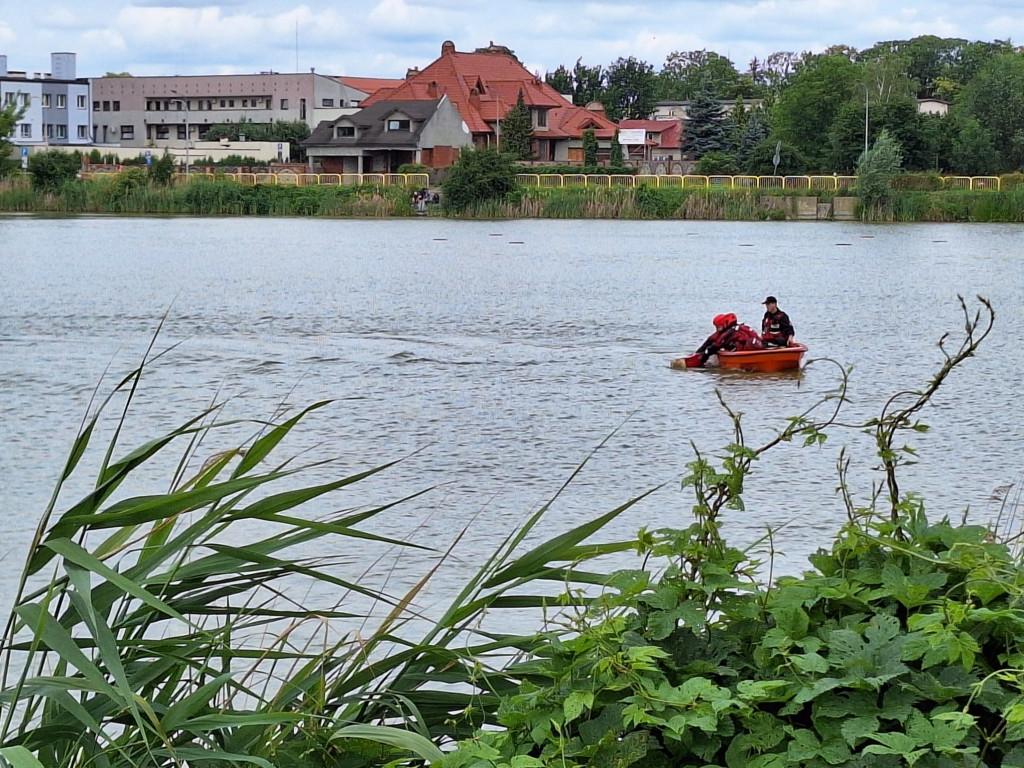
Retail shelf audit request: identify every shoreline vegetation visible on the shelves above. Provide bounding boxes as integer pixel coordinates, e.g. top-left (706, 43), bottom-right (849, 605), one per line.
top-left (4, 176), bottom-right (1024, 221)
top-left (7, 299), bottom-right (1024, 768)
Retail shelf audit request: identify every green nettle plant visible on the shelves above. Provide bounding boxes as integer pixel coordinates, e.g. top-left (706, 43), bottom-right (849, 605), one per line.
top-left (442, 298), bottom-right (1024, 768)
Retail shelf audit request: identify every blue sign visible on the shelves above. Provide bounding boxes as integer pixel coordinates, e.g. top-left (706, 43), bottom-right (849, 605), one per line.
top-left (21, 147), bottom-right (28, 156)
top-left (145, 149), bottom-right (152, 166)
top-left (21, 146), bottom-right (28, 170)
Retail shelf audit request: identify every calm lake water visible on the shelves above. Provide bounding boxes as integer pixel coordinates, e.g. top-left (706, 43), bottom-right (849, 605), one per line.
top-left (2, 215), bottom-right (1022, 620)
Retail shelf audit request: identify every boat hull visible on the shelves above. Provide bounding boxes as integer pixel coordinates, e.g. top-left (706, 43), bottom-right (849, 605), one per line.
top-left (716, 343), bottom-right (807, 372)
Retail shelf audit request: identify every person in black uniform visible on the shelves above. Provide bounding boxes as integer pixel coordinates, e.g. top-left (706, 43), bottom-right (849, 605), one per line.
top-left (761, 296), bottom-right (795, 347)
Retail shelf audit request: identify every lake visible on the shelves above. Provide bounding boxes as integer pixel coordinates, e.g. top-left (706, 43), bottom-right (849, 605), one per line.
top-left (2, 215), bottom-right (1022, 620)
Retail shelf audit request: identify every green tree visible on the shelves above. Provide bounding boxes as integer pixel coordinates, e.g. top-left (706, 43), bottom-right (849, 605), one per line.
top-left (744, 138), bottom-right (808, 175)
top-left (582, 128), bottom-right (598, 168)
top-left (828, 97), bottom-right (928, 172)
top-left (948, 116), bottom-right (999, 175)
top-left (440, 148), bottom-right (518, 214)
top-left (27, 150), bottom-right (81, 191)
top-left (0, 102), bottom-right (22, 177)
top-left (609, 130), bottom-right (625, 170)
top-left (857, 128), bottom-right (903, 217)
top-left (544, 64), bottom-right (573, 96)
top-left (604, 57), bottom-right (658, 121)
top-left (733, 106), bottom-right (770, 168)
top-left (955, 52), bottom-right (1024, 171)
top-left (681, 82), bottom-right (732, 158)
top-left (772, 54), bottom-right (859, 171)
top-left (500, 90), bottom-right (534, 161)
top-left (694, 151), bottom-right (738, 175)
top-left (658, 50), bottom-right (742, 101)
top-left (148, 150), bottom-right (177, 185)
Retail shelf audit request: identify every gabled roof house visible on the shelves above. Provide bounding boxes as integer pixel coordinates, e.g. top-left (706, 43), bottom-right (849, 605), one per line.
top-left (304, 41), bottom-right (620, 170)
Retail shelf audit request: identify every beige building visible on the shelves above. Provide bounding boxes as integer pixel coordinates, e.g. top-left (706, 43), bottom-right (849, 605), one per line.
top-left (90, 73), bottom-right (375, 149)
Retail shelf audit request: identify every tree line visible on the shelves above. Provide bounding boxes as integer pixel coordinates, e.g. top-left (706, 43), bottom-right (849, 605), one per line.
top-left (543, 36), bottom-right (1024, 175)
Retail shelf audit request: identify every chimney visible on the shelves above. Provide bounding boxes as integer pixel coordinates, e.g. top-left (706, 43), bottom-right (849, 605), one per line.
top-left (441, 40), bottom-right (456, 56)
top-left (0, 55), bottom-right (6, 77)
top-left (51, 52), bottom-right (76, 80)
top-left (406, 66), bottom-right (420, 79)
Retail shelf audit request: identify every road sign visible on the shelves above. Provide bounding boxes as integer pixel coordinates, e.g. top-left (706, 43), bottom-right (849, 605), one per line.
top-left (21, 147), bottom-right (28, 170)
top-left (772, 141), bottom-right (781, 174)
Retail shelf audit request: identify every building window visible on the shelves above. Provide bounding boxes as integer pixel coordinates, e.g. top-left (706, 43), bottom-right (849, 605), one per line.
top-left (4, 93), bottom-right (14, 105)
top-left (102, 100), bottom-right (110, 111)
top-left (322, 98), bottom-right (334, 107)
top-left (300, 98), bottom-right (306, 120)
top-left (242, 99), bottom-right (248, 107)
top-left (350, 99), bottom-right (360, 107)
top-left (57, 94), bottom-right (66, 108)
top-left (387, 119), bottom-right (410, 131)
top-left (77, 95), bottom-right (86, 109)
top-left (536, 109), bottom-right (547, 127)
top-left (19, 93), bottom-right (30, 106)
top-left (156, 126), bottom-right (169, 139)
top-left (20, 124), bottom-right (31, 138)
top-left (265, 98), bottom-right (272, 108)
top-left (121, 125), bottom-right (134, 140)
top-left (42, 94), bottom-right (51, 108)
top-left (280, 98), bottom-right (288, 109)
top-left (336, 125), bottom-right (355, 137)
top-left (228, 99), bottom-right (235, 107)
top-left (198, 126), bottom-right (210, 140)
top-left (44, 124), bottom-right (54, 138)
top-left (95, 100), bottom-right (101, 110)
top-left (220, 99), bottom-right (226, 108)
top-left (56, 124), bottom-right (67, 139)
top-left (206, 100), bottom-right (213, 110)
top-left (77, 125), bottom-right (87, 138)
top-left (177, 125), bottom-right (186, 140)
top-left (112, 100), bottom-right (119, 111)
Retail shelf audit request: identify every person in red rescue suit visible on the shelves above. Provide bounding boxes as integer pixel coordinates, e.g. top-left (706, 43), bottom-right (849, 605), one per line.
top-left (696, 313), bottom-right (763, 366)
top-left (760, 296), bottom-right (795, 347)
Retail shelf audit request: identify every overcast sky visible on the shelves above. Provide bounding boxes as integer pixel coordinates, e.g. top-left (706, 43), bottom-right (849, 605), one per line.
top-left (1, 0), bottom-right (1021, 80)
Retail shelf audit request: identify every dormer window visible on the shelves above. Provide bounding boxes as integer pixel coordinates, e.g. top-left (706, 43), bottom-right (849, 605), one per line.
top-left (535, 109), bottom-right (548, 127)
top-left (387, 119), bottom-right (411, 131)
top-left (336, 125), bottom-right (355, 138)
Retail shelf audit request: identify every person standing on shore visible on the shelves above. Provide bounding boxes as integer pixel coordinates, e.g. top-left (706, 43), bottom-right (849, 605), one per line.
top-left (761, 296), bottom-right (795, 347)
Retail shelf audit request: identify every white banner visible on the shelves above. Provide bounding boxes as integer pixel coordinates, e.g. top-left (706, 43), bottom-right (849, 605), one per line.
top-left (617, 128), bottom-right (646, 145)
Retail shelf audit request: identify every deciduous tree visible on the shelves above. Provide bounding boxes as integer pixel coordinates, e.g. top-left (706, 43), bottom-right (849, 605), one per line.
top-left (0, 103), bottom-right (22, 177)
top-left (659, 50), bottom-right (742, 101)
top-left (604, 57), bottom-right (658, 121)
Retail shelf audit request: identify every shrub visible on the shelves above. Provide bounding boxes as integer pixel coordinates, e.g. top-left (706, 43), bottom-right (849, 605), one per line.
top-left (694, 151), bottom-right (739, 176)
top-left (892, 172), bottom-right (944, 191)
top-left (441, 148), bottom-right (519, 214)
top-left (999, 172), bottom-right (1024, 190)
top-left (27, 150), bottom-right (82, 192)
top-left (396, 163), bottom-right (430, 175)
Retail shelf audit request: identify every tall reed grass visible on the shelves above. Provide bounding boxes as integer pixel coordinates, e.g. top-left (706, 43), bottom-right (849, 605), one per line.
top-left (0, 338), bottom-right (645, 768)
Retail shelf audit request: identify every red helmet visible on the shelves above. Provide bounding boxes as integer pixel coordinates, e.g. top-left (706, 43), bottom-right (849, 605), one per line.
top-left (712, 314), bottom-right (726, 327)
top-left (723, 313), bottom-right (737, 326)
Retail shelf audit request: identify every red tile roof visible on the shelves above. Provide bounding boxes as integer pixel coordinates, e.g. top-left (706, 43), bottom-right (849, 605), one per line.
top-left (618, 119), bottom-right (683, 149)
top-left (361, 44), bottom-right (618, 139)
top-left (340, 76), bottom-right (406, 97)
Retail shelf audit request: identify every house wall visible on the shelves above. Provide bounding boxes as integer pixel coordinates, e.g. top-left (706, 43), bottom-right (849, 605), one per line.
top-left (417, 96), bottom-right (473, 167)
top-left (90, 73), bottom-right (345, 149)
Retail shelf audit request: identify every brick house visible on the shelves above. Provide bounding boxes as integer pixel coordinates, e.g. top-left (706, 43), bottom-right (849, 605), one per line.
top-left (305, 41), bottom-right (619, 169)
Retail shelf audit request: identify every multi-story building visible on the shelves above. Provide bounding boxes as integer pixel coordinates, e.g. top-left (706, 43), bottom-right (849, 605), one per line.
top-left (90, 73), bottom-right (382, 149)
top-left (1, 53), bottom-right (91, 147)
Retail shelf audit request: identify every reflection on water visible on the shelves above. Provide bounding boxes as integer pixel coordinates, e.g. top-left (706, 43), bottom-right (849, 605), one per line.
top-left (1, 216), bottom-right (1022, 620)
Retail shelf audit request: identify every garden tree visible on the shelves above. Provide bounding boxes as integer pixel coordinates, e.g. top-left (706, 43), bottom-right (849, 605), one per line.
top-left (544, 64), bottom-right (573, 97)
top-left (948, 116), bottom-right (999, 175)
top-left (581, 128), bottom-right (598, 168)
top-left (821, 43), bottom-right (859, 61)
top-left (27, 150), bottom-right (81, 191)
top-left (0, 102), bottom-right (22, 177)
top-left (828, 97), bottom-right (928, 172)
top-left (203, 119), bottom-right (310, 159)
top-left (544, 59), bottom-right (607, 107)
top-left (440, 148), bottom-right (518, 214)
top-left (500, 90), bottom-right (534, 160)
top-left (609, 130), bottom-right (625, 170)
top-left (744, 138), bottom-right (808, 174)
top-left (148, 150), bottom-right (176, 185)
top-left (772, 54), bottom-right (859, 171)
top-left (680, 81), bottom-right (732, 158)
top-left (658, 50), bottom-right (742, 101)
top-left (955, 52), bottom-right (1024, 171)
top-left (757, 50), bottom-right (801, 107)
top-left (603, 56), bottom-right (658, 121)
top-left (733, 106), bottom-right (770, 168)
top-left (861, 55), bottom-right (918, 102)
top-left (857, 128), bottom-right (903, 217)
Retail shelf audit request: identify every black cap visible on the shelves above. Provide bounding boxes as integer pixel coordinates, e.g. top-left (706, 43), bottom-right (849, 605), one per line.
top-left (762, 295), bottom-right (777, 304)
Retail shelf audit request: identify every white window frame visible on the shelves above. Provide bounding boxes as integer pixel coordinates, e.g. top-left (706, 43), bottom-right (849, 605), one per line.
top-left (56, 94), bottom-right (66, 108)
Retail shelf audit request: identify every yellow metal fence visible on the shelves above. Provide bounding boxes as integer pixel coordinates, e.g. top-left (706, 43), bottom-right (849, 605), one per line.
top-left (75, 170), bottom-right (1004, 192)
top-left (515, 174), bottom-right (1002, 191)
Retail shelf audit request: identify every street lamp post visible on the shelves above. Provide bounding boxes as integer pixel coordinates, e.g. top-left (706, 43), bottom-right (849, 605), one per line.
top-left (862, 83), bottom-right (869, 157)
